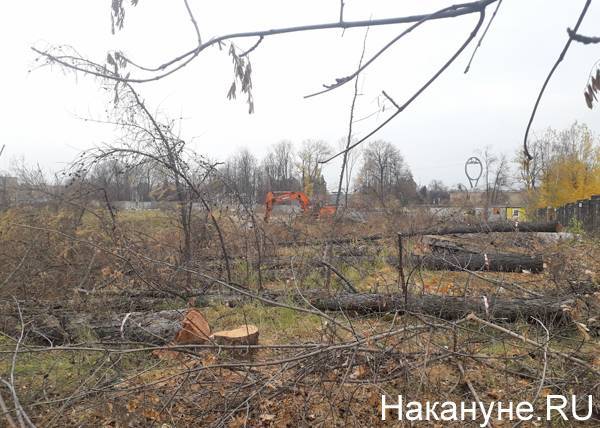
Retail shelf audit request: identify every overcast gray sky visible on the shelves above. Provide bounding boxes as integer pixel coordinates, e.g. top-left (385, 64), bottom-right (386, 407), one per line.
top-left (1, 0), bottom-right (599, 188)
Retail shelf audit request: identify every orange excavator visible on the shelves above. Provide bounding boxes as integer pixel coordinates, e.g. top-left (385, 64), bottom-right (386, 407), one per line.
top-left (263, 191), bottom-right (336, 222)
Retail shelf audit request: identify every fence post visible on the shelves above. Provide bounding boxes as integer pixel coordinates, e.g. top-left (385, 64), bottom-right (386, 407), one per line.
top-left (566, 203), bottom-right (575, 227)
top-left (557, 206), bottom-right (564, 226)
top-left (591, 195), bottom-right (600, 233)
top-left (578, 199), bottom-right (590, 231)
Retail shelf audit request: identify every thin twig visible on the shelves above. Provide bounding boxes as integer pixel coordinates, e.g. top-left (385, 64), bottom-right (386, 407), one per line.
top-left (457, 361), bottom-right (494, 428)
top-left (512, 317), bottom-right (549, 428)
top-left (321, 9), bottom-right (486, 164)
top-left (239, 36), bottom-right (264, 57)
top-left (466, 313), bottom-right (599, 376)
top-left (464, 0), bottom-right (503, 73)
top-left (183, 0), bottom-right (201, 45)
top-left (33, 0), bottom-right (498, 83)
top-left (0, 391), bottom-right (17, 428)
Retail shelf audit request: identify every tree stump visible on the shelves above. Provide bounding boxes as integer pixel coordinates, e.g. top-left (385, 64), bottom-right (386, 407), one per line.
top-left (211, 324), bottom-right (259, 347)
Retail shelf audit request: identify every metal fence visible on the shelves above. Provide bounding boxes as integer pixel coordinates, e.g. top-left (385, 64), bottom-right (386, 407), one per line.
top-left (536, 194), bottom-right (600, 233)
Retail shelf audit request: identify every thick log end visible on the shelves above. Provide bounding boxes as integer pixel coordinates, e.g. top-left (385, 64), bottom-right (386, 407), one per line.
top-left (173, 308), bottom-right (211, 344)
top-left (211, 324), bottom-right (259, 346)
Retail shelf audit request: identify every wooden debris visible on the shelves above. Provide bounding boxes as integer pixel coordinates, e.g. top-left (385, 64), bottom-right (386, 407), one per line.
top-left (305, 292), bottom-right (576, 324)
top-left (173, 308), bottom-right (211, 344)
top-left (402, 221), bottom-right (562, 237)
top-left (408, 253), bottom-right (544, 273)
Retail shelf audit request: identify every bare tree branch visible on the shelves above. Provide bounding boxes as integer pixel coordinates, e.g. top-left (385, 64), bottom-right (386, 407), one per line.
top-left (321, 9), bottom-right (486, 164)
top-left (568, 28), bottom-right (600, 44)
top-left (522, 0), bottom-right (592, 160)
top-left (32, 0), bottom-right (498, 84)
top-left (464, 0), bottom-right (504, 73)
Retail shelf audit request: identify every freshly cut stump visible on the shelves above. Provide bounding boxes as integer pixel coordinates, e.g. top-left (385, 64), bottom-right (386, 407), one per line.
top-left (211, 324), bottom-right (259, 346)
top-left (173, 308), bottom-right (211, 344)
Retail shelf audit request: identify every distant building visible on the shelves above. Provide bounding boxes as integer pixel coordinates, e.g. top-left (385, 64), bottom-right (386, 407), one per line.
top-left (447, 189), bottom-right (529, 221)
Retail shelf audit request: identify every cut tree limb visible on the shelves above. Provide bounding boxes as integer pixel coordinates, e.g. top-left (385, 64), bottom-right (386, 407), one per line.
top-left (466, 313), bottom-right (599, 376)
top-left (401, 221), bottom-right (561, 237)
top-left (69, 309), bottom-right (189, 344)
top-left (424, 236), bottom-right (480, 254)
top-left (7, 284), bottom-right (594, 345)
top-left (16, 308), bottom-right (206, 345)
top-left (408, 253), bottom-right (544, 273)
top-left (302, 292), bottom-right (574, 324)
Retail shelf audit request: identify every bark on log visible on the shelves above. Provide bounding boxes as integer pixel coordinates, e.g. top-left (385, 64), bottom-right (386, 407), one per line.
top-left (209, 252), bottom-right (543, 274)
top-left (66, 309), bottom-right (190, 344)
top-left (424, 237), bottom-right (480, 255)
top-left (407, 253), bottom-right (544, 273)
top-left (12, 308), bottom-right (202, 345)
top-left (6, 277), bottom-right (595, 346)
top-left (5, 289), bottom-right (587, 345)
top-left (277, 234), bottom-right (385, 247)
top-left (305, 292), bottom-right (574, 324)
top-left (402, 221), bottom-right (561, 237)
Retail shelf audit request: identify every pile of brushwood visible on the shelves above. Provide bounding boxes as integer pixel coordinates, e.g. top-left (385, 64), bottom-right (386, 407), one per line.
top-left (1, 211), bottom-right (598, 426)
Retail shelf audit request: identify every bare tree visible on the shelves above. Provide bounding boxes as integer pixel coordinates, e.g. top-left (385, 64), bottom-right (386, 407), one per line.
top-left (33, 0), bottom-right (502, 166)
top-left (261, 140), bottom-right (299, 194)
top-left (479, 146), bottom-right (509, 213)
top-left (221, 148), bottom-right (259, 205)
top-left (62, 68), bottom-right (231, 288)
top-left (355, 140), bottom-right (416, 206)
top-left (424, 180), bottom-right (450, 205)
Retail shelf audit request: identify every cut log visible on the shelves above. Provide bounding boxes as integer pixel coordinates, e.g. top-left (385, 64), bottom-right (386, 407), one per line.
top-left (212, 252), bottom-right (543, 274)
top-left (423, 237), bottom-right (480, 255)
top-left (67, 309), bottom-right (188, 345)
top-left (402, 221), bottom-right (561, 237)
top-left (277, 234), bottom-right (385, 247)
top-left (304, 292), bottom-right (574, 324)
top-left (407, 253), bottom-right (544, 273)
top-left (13, 308), bottom-right (210, 345)
top-left (211, 324), bottom-right (259, 346)
top-left (7, 279), bottom-right (595, 345)
top-left (173, 308), bottom-right (211, 344)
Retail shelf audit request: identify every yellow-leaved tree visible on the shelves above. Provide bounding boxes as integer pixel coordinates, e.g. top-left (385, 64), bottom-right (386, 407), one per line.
top-left (535, 122), bottom-right (600, 207)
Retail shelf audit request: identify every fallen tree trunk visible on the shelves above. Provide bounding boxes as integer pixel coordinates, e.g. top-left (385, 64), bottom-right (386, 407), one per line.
top-left (5, 309), bottom-right (194, 346)
top-left (407, 253), bottom-right (544, 273)
top-left (277, 234), bottom-right (385, 247)
top-left (304, 292), bottom-right (574, 324)
top-left (17, 289), bottom-right (582, 345)
top-left (424, 237), bottom-right (480, 255)
top-left (402, 221), bottom-right (561, 237)
top-left (67, 309), bottom-right (190, 344)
